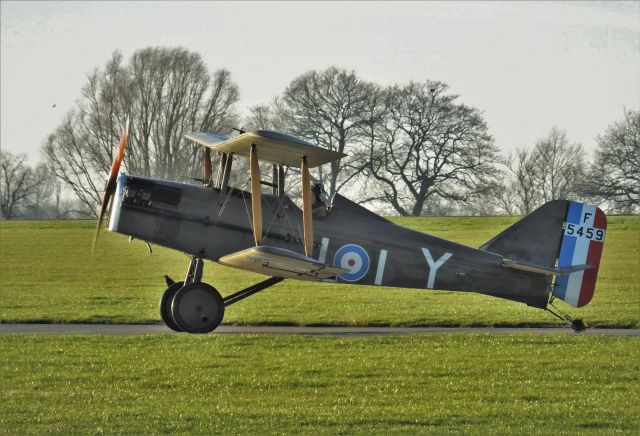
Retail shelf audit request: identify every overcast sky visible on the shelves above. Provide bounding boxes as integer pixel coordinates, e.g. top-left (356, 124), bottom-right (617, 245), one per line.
top-left (2, 1), bottom-right (639, 164)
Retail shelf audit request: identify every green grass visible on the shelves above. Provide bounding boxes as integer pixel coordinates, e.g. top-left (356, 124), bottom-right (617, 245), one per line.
top-left (1, 334), bottom-right (638, 434)
top-left (0, 216), bottom-right (638, 327)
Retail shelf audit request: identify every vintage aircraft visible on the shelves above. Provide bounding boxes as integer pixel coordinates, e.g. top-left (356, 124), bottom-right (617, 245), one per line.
top-left (93, 122), bottom-right (607, 333)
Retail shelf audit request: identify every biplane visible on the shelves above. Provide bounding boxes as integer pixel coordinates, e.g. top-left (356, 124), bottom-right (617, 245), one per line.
top-left (93, 122), bottom-right (607, 333)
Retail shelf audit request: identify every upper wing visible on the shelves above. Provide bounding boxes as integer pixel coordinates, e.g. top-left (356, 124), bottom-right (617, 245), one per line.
top-left (185, 129), bottom-right (345, 168)
top-left (183, 132), bottom-right (229, 147)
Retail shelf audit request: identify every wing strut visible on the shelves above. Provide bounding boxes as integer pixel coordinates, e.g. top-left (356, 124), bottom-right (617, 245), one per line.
top-left (301, 155), bottom-right (313, 257)
top-left (203, 147), bottom-right (212, 184)
top-left (250, 144), bottom-right (262, 245)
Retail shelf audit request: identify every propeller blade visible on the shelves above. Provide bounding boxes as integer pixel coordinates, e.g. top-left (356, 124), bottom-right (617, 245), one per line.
top-left (91, 189), bottom-right (112, 254)
top-left (109, 118), bottom-right (129, 181)
top-left (92, 119), bottom-right (129, 254)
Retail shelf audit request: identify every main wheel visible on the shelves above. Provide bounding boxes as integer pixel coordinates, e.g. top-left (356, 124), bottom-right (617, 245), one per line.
top-left (171, 282), bottom-right (225, 333)
top-left (160, 281), bottom-right (184, 332)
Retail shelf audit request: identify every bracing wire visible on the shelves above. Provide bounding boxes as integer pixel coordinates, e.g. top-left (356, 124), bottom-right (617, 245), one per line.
top-left (263, 194), bottom-right (287, 243)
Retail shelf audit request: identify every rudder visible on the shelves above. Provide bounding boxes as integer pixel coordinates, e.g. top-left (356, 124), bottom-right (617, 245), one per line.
top-left (553, 202), bottom-right (607, 307)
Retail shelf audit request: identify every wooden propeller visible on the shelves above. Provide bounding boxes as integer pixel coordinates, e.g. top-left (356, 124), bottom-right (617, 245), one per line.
top-left (91, 119), bottom-right (129, 254)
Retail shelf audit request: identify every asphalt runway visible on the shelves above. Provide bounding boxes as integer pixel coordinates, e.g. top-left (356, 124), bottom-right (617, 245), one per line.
top-left (0, 324), bottom-right (638, 336)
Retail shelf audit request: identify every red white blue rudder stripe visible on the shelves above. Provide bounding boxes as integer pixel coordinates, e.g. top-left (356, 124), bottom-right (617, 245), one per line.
top-left (553, 201), bottom-right (607, 307)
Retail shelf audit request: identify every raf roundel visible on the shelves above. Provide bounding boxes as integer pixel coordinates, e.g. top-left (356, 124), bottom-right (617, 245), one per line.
top-left (333, 244), bottom-right (370, 282)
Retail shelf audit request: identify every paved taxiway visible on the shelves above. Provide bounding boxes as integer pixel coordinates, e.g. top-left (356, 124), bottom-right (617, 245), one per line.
top-left (0, 324), bottom-right (638, 336)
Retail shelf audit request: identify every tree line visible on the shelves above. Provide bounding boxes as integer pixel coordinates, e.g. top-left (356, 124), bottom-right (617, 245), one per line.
top-left (1, 47), bottom-right (638, 219)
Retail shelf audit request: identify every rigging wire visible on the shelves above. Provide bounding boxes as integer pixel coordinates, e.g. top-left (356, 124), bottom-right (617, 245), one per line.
top-left (263, 194), bottom-right (287, 243)
top-left (239, 189), bottom-right (253, 231)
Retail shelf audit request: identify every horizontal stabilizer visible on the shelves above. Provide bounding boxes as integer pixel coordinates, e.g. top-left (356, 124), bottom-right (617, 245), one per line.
top-left (219, 246), bottom-right (348, 281)
top-left (502, 258), bottom-right (593, 276)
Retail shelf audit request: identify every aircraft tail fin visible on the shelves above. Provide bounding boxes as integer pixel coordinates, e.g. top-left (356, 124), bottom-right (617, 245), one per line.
top-left (480, 200), bottom-right (607, 308)
top-left (480, 200), bottom-right (568, 269)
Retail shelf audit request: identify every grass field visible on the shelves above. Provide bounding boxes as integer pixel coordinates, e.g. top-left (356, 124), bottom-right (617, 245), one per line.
top-left (0, 216), bottom-right (638, 327)
top-left (1, 334), bottom-right (638, 434)
top-left (1, 217), bottom-right (638, 434)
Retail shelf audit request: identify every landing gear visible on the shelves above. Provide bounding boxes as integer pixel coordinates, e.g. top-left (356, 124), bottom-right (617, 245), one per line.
top-left (171, 282), bottom-right (225, 333)
top-left (159, 256), bottom-right (284, 334)
top-left (160, 281), bottom-right (184, 332)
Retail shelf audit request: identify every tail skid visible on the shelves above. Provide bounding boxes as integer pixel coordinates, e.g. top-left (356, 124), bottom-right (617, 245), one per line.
top-left (546, 299), bottom-right (588, 332)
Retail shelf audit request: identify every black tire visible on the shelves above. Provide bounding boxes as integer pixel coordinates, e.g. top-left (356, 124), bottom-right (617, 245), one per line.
top-left (171, 282), bottom-right (225, 334)
top-left (160, 281), bottom-right (184, 332)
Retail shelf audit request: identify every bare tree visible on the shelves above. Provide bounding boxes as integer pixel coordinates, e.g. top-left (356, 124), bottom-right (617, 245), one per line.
top-left (278, 67), bottom-right (380, 200)
top-left (244, 101), bottom-right (289, 132)
top-left (455, 180), bottom-right (513, 216)
top-left (44, 113), bottom-right (102, 217)
top-left (21, 164), bottom-right (58, 219)
top-left (584, 110), bottom-right (639, 213)
top-left (43, 47), bottom-right (239, 216)
top-left (504, 148), bottom-right (543, 215)
top-left (495, 129), bottom-right (586, 216)
top-left (363, 81), bottom-right (500, 216)
top-left (533, 127), bottom-right (586, 203)
top-left (0, 152), bottom-right (50, 219)
top-left (129, 49), bottom-right (239, 179)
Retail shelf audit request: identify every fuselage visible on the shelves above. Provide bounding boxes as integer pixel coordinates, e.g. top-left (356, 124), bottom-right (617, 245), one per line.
top-left (109, 175), bottom-right (551, 308)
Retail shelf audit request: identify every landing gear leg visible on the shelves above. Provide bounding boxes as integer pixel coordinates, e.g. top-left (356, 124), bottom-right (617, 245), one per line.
top-left (184, 256), bottom-right (204, 285)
